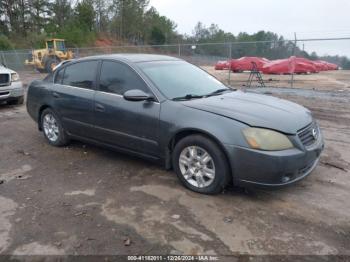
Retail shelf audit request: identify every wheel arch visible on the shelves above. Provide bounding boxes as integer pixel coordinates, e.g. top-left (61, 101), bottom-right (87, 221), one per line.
top-left (37, 104), bottom-right (51, 131)
top-left (166, 128), bottom-right (233, 179)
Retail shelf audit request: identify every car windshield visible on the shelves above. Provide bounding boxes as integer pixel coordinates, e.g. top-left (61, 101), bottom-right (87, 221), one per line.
top-left (56, 41), bottom-right (66, 51)
top-left (139, 61), bottom-right (230, 99)
top-left (47, 41), bottom-right (54, 49)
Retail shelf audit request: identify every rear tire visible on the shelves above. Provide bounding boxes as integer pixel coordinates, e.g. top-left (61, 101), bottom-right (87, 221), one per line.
top-left (40, 108), bottom-right (69, 147)
top-left (36, 68), bottom-right (46, 73)
top-left (172, 135), bottom-right (230, 194)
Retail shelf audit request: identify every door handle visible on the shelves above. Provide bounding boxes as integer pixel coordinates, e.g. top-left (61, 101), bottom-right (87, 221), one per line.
top-left (52, 92), bottom-right (60, 98)
top-left (95, 103), bottom-right (105, 112)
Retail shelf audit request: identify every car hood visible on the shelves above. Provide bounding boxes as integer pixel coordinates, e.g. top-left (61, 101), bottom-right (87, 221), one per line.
top-left (0, 65), bottom-right (16, 74)
top-left (181, 90), bottom-right (312, 134)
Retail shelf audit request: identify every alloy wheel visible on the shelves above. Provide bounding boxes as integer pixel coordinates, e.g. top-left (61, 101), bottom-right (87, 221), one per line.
top-left (179, 146), bottom-right (216, 188)
top-left (42, 113), bottom-right (59, 142)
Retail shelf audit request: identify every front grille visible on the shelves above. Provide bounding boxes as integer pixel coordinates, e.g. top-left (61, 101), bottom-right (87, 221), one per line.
top-left (298, 122), bottom-right (319, 147)
top-left (0, 73), bottom-right (10, 86)
top-left (0, 91), bottom-right (10, 96)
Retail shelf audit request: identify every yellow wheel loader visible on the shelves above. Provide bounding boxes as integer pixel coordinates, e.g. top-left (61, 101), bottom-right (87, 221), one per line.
top-left (25, 39), bottom-right (74, 73)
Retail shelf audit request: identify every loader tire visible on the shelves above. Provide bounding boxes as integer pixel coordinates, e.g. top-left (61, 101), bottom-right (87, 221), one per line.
top-left (45, 57), bottom-right (60, 73)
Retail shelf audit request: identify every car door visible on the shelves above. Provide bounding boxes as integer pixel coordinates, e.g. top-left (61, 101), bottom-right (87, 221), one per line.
top-left (93, 60), bottom-right (160, 157)
top-left (51, 60), bottom-right (99, 138)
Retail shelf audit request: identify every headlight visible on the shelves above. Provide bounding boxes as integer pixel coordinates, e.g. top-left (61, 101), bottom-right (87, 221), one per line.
top-left (242, 128), bottom-right (294, 151)
top-left (11, 73), bottom-right (20, 82)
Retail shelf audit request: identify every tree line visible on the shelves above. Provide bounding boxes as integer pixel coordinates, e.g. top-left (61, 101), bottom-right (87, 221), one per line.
top-left (0, 0), bottom-right (349, 68)
top-left (0, 0), bottom-right (177, 48)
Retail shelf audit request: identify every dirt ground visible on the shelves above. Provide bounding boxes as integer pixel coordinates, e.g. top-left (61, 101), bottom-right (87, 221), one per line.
top-left (0, 70), bottom-right (349, 257)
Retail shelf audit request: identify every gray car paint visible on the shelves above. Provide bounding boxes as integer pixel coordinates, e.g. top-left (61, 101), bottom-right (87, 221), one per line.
top-left (26, 54), bottom-right (324, 187)
top-left (93, 91), bottom-right (161, 156)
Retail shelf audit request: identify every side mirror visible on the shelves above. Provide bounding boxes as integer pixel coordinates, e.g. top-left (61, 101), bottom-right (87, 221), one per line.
top-left (123, 89), bottom-right (155, 102)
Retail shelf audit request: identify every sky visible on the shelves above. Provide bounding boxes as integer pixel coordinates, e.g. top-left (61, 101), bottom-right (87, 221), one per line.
top-left (149, 0), bottom-right (350, 57)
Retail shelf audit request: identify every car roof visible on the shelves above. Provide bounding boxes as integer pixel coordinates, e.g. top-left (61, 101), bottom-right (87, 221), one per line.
top-left (77, 53), bottom-right (181, 63)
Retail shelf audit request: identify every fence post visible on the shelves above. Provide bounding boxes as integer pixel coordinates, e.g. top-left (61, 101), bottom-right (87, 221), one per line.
top-left (14, 49), bottom-right (22, 71)
top-left (228, 42), bottom-right (232, 86)
top-left (1, 51), bottom-right (8, 67)
top-left (0, 51), bottom-right (4, 66)
top-left (178, 43), bottom-right (181, 57)
top-left (73, 47), bottom-right (80, 58)
top-left (291, 32), bottom-right (297, 88)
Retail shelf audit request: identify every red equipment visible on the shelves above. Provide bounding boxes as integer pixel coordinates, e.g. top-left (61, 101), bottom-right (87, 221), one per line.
top-left (294, 57), bottom-right (318, 73)
top-left (261, 57), bottom-right (295, 74)
top-left (230, 57), bottom-right (270, 72)
top-left (262, 57), bottom-right (320, 74)
top-left (313, 60), bottom-right (329, 71)
top-left (214, 60), bottom-right (230, 70)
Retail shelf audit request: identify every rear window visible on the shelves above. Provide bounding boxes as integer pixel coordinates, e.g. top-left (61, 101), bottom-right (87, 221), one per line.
top-left (62, 61), bottom-right (99, 89)
top-left (47, 41), bottom-right (54, 49)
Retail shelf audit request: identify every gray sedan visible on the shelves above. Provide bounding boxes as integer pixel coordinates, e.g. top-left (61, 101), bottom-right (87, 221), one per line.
top-left (26, 54), bottom-right (324, 194)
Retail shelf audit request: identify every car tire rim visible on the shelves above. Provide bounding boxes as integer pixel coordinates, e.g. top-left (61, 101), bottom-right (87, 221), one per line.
top-left (43, 113), bottom-right (59, 142)
top-left (179, 146), bottom-right (215, 188)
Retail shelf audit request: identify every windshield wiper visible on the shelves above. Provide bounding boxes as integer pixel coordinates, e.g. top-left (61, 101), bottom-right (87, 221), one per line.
top-left (172, 88), bottom-right (236, 101)
top-left (205, 88), bottom-right (233, 97)
top-left (172, 94), bottom-right (204, 101)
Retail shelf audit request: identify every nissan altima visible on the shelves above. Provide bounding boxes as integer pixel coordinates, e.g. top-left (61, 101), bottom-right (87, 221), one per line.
top-left (26, 54), bottom-right (324, 194)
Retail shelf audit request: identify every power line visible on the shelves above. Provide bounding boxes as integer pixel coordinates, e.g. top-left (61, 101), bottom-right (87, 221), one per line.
top-left (297, 28), bottom-right (350, 34)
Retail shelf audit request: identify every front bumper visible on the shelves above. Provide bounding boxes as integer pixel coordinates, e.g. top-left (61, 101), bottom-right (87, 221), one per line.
top-left (225, 133), bottom-right (324, 188)
top-left (0, 81), bottom-right (24, 101)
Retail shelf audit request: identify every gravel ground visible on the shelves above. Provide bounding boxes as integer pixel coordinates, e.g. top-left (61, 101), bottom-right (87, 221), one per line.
top-left (0, 70), bottom-right (349, 257)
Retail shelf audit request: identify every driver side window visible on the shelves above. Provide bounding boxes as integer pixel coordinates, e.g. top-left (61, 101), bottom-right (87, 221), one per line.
top-left (99, 61), bottom-right (149, 95)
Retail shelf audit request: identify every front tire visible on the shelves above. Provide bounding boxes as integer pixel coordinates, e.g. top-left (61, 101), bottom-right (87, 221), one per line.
top-left (45, 57), bottom-right (60, 73)
top-left (36, 67), bottom-right (47, 73)
top-left (41, 108), bottom-right (69, 147)
top-left (172, 135), bottom-right (230, 194)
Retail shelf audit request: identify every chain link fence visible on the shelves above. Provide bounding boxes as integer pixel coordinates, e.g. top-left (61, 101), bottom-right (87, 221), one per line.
top-left (1, 39), bottom-right (350, 91)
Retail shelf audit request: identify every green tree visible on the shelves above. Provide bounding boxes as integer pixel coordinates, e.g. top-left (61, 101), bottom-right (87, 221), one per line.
top-left (144, 7), bottom-right (177, 44)
top-left (0, 0), bottom-right (30, 35)
top-left (28, 0), bottom-right (49, 32)
top-left (109, 0), bottom-right (149, 42)
top-left (149, 27), bottom-right (165, 45)
top-left (0, 35), bottom-right (13, 50)
top-left (48, 0), bottom-right (73, 32)
top-left (75, 0), bottom-right (95, 32)
top-left (94, 0), bottom-right (109, 32)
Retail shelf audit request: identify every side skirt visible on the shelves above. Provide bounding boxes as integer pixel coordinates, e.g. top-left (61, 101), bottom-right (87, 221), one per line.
top-left (67, 133), bottom-right (162, 163)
